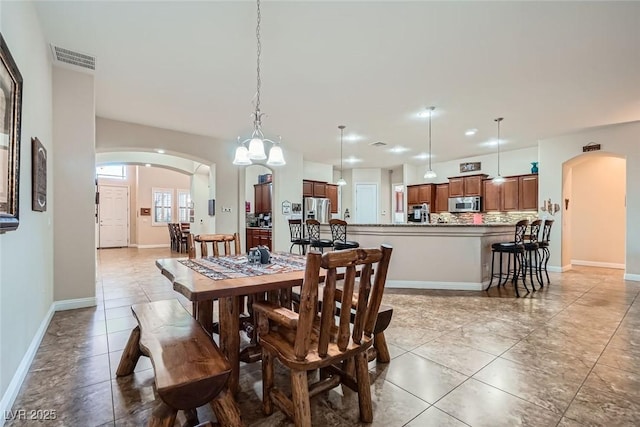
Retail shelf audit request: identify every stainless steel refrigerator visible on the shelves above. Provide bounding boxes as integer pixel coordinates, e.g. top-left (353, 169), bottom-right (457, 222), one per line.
top-left (303, 197), bottom-right (331, 224)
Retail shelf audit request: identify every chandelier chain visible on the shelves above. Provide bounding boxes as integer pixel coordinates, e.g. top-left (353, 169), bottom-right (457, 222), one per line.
top-left (428, 108), bottom-right (432, 170)
top-left (495, 117), bottom-right (503, 175)
top-left (255, 0), bottom-right (262, 112)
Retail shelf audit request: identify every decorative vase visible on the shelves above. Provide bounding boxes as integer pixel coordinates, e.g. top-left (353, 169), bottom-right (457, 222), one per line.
top-left (530, 162), bottom-right (539, 174)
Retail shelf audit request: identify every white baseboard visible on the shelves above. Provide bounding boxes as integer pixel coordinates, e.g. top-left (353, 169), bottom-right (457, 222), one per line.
top-left (547, 265), bottom-right (571, 273)
top-left (386, 280), bottom-right (484, 291)
top-left (136, 244), bottom-right (170, 249)
top-left (624, 273), bottom-right (640, 282)
top-left (0, 304), bottom-right (55, 427)
top-left (53, 297), bottom-right (97, 311)
top-left (571, 260), bottom-right (626, 269)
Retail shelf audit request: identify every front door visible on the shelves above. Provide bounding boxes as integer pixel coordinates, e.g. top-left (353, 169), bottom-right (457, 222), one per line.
top-left (355, 183), bottom-right (378, 224)
top-left (98, 185), bottom-right (129, 248)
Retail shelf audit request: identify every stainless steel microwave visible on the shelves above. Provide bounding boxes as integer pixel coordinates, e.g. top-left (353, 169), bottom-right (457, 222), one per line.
top-left (448, 196), bottom-right (481, 213)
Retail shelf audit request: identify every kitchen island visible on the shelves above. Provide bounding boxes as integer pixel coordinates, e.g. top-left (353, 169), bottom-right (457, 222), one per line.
top-left (328, 223), bottom-right (514, 291)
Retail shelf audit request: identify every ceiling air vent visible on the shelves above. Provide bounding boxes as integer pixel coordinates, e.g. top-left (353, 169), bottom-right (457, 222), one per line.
top-left (369, 141), bottom-right (387, 147)
top-left (50, 44), bottom-right (96, 72)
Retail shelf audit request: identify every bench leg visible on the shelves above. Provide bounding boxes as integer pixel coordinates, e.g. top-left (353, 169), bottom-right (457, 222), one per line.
top-left (116, 326), bottom-right (142, 376)
top-left (373, 332), bottom-right (391, 363)
top-left (196, 301), bottom-right (214, 335)
top-left (148, 401), bottom-right (177, 427)
top-left (184, 408), bottom-right (199, 426)
top-left (210, 388), bottom-right (245, 427)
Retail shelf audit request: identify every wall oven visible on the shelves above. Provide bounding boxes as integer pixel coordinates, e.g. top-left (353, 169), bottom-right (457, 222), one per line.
top-left (448, 196), bottom-right (481, 213)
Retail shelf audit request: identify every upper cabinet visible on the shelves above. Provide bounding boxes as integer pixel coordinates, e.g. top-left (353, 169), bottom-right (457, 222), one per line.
top-left (407, 184), bottom-right (434, 206)
top-left (302, 180), bottom-right (329, 198)
top-left (448, 174), bottom-right (487, 197)
top-left (254, 182), bottom-right (272, 214)
top-left (434, 184), bottom-right (450, 213)
top-left (481, 174), bottom-right (538, 212)
top-left (326, 184), bottom-right (338, 213)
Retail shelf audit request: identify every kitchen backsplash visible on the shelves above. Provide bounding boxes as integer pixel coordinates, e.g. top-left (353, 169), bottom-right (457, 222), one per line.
top-left (431, 211), bottom-right (539, 224)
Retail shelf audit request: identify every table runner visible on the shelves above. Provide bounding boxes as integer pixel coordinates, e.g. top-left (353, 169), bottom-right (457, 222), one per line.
top-left (179, 252), bottom-right (307, 280)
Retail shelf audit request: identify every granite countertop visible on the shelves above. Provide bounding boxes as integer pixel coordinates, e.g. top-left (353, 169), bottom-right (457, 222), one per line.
top-left (246, 226), bottom-right (272, 229)
top-left (349, 223), bottom-right (515, 227)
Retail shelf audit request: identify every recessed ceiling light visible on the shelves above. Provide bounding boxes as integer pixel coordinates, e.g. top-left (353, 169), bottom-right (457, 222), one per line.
top-left (344, 134), bottom-right (363, 142)
top-left (389, 146), bottom-right (409, 153)
top-left (344, 157), bottom-right (362, 164)
top-left (465, 128), bottom-right (477, 136)
top-left (155, 149), bottom-right (165, 154)
top-left (481, 138), bottom-right (508, 147)
top-left (417, 108), bottom-right (440, 119)
top-left (413, 153), bottom-right (429, 160)
top-left (145, 163), bottom-right (151, 167)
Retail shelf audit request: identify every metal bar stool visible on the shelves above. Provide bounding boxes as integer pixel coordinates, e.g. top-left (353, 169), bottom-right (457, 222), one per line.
top-left (523, 219), bottom-right (544, 290)
top-left (329, 219), bottom-right (360, 250)
top-left (538, 219), bottom-right (554, 285)
top-left (288, 219), bottom-right (310, 254)
top-left (486, 219), bottom-right (529, 297)
top-left (306, 219), bottom-right (333, 253)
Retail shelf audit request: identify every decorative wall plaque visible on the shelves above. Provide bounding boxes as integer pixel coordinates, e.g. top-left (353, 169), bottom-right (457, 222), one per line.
top-left (460, 162), bottom-right (481, 173)
top-left (582, 142), bottom-right (601, 152)
top-left (31, 137), bottom-right (46, 212)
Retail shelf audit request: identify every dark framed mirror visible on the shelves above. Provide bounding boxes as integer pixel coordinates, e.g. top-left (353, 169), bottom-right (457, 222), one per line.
top-left (0, 33), bottom-right (23, 233)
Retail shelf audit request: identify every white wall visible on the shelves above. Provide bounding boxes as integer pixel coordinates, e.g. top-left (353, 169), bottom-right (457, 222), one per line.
top-left (0, 0), bottom-right (54, 411)
top-left (570, 156), bottom-right (626, 267)
top-left (539, 121), bottom-right (640, 278)
top-left (302, 160), bottom-right (333, 183)
top-left (136, 166), bottom-right (190, 247)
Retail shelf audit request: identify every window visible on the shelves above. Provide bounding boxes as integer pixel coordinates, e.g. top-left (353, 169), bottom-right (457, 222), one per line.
top-left (96, 165), bottom-right (126, 179)
top-left (177, 189), bottom-right (191, 223)
top-left (152, 188), bottom-right (172, 225)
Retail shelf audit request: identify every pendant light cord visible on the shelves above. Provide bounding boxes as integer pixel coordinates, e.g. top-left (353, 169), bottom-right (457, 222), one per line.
top-left (339, 125), bottom-right (345, 178)
top-left (495, 117), bottom-right (503, 176)
top-left (255, 0), bottom-right (262, 112)
top-left (428, 107), bottom-right (433, 170)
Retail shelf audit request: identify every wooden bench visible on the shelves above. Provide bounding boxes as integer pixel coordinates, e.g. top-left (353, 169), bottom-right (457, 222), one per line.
top-left (116, 299), bottom-right (244, 427)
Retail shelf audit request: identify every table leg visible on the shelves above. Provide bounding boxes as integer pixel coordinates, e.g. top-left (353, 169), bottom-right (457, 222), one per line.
top-left (219, 296), bottom-right (241, 394)
top-left (195, 300), bottom-right (214, 335)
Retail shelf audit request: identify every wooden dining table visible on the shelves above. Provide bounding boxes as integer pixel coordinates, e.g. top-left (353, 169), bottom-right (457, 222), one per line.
top-left (155, 252), bottom-right (316, 394)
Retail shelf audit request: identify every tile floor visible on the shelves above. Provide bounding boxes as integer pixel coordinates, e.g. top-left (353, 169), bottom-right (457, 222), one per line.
top-left (7, 247), bottom-right (640, 426)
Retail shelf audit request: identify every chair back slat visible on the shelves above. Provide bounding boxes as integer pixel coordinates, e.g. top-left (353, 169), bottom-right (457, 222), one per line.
top-left (188, 233), bottom-right (196, 258)
top-left (529, 219), bottom-right (542, 243)
top-left (306, 219), bottom-right (321, 241)
top-left (362, 246), bottom-right (393, 337)
top-left (329, 219), bottom-right (348, 243)
top-left (194, 233), bottom-right (241, 258)
top-left (337, 265), bottom-right (357, 350)
top-left (352, 263), bottom-right (373, 343)
top-left (317, 268), bottom-right (337, 357)
top-left (289, 219), bottom-right (303, 240)
top-left (294, 252), bottom-right (322, 361)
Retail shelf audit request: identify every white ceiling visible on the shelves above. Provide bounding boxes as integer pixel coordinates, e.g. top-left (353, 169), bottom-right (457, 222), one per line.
top-left (34, 1), bottom-right (640, 169)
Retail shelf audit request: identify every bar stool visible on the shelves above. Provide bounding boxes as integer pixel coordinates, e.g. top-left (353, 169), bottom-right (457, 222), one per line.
top-left (538, 219), bottom-right (554, 285)
top-left (288, 219), bottom-right (310, 255)
top-left (486, 219), bottom-right (529, 297)
top-left (306, 219), bottom-right (333, 253)
top-left (523, 219), bottom-right (543, 290)
top-left (329, 219), bottom-right (360, 250)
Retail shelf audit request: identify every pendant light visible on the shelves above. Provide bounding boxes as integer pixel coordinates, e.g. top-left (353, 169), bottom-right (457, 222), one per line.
top-left (493, 117), bottom-right (505, 184)
top-left (336, 125), bottom-right (347, 186)
top-left (423, 106), bottom-right (437, 179)
top-left (232, 0), bottom-right (285, 166)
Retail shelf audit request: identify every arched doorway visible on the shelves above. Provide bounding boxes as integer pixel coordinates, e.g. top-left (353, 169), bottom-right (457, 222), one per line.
top-left (562, 152), bottom-right (626, 271)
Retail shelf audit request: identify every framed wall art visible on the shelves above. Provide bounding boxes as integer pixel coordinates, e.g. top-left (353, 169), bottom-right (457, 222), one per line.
top-left (32, 137), bottom-right (47, 212)
top-left (0, 33), bottom-right (23, 233)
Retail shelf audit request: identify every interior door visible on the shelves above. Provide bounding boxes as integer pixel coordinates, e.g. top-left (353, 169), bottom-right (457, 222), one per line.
top-left (98, 185), bottom-right (129, 248)
top-left (355, 183), bottom-right (378, 224)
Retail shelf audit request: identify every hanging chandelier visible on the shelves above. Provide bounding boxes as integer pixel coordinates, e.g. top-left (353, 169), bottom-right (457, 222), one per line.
top-left (337, 125), bottom-right (347, 186)
top-left (423, 106), bottom-right (437, 179)
top-left (232, 0), bottom-right (285, 166)
top-left (493, 117), bottom-right (505, 184)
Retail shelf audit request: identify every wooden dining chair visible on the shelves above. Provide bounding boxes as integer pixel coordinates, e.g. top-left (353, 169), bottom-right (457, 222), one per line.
top-left (253, 245), bottom-right (393, 426)
top-left (192, 233), bottom-right (241, 258)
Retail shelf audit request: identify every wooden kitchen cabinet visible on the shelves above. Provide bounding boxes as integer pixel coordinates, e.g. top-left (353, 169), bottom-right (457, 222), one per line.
top-left (434, 183), bottom-right (450, 213)
top-left (246, 227), bottom-right (272, 251)
top-left (407, 185), bottom-right (420, 205)
top-left (449, 174), bottom-right (488, 197)
top-left (302, 180), bottom-right (313, 197)
top-left (254, 183), bottom-right (272, 214)
top-left (448, 178), bottom-right (464, 197)
top-left (502, 177), bottom-right (519, 211)
top-left (326, 184), bottom-right (338, 213)
top-left (482, 179), bottom-right (501, 211)
top-left (519, 174), bottom-right (538, 211)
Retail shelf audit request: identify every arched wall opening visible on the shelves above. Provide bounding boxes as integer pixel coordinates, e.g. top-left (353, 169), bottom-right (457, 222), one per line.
top-left (562, 152), bottom-right (626, 271)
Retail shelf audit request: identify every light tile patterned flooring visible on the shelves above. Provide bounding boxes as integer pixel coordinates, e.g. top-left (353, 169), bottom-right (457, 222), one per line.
top-left (7, 247), bottom-right (640, 426)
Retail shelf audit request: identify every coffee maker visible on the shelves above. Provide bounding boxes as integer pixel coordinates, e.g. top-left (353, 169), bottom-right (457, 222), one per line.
top-left (408, 203), bottom-right (430, 223)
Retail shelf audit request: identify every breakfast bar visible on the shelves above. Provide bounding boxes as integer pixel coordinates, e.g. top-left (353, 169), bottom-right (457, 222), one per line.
top-left (336, 223), bottom-right (514, 291)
